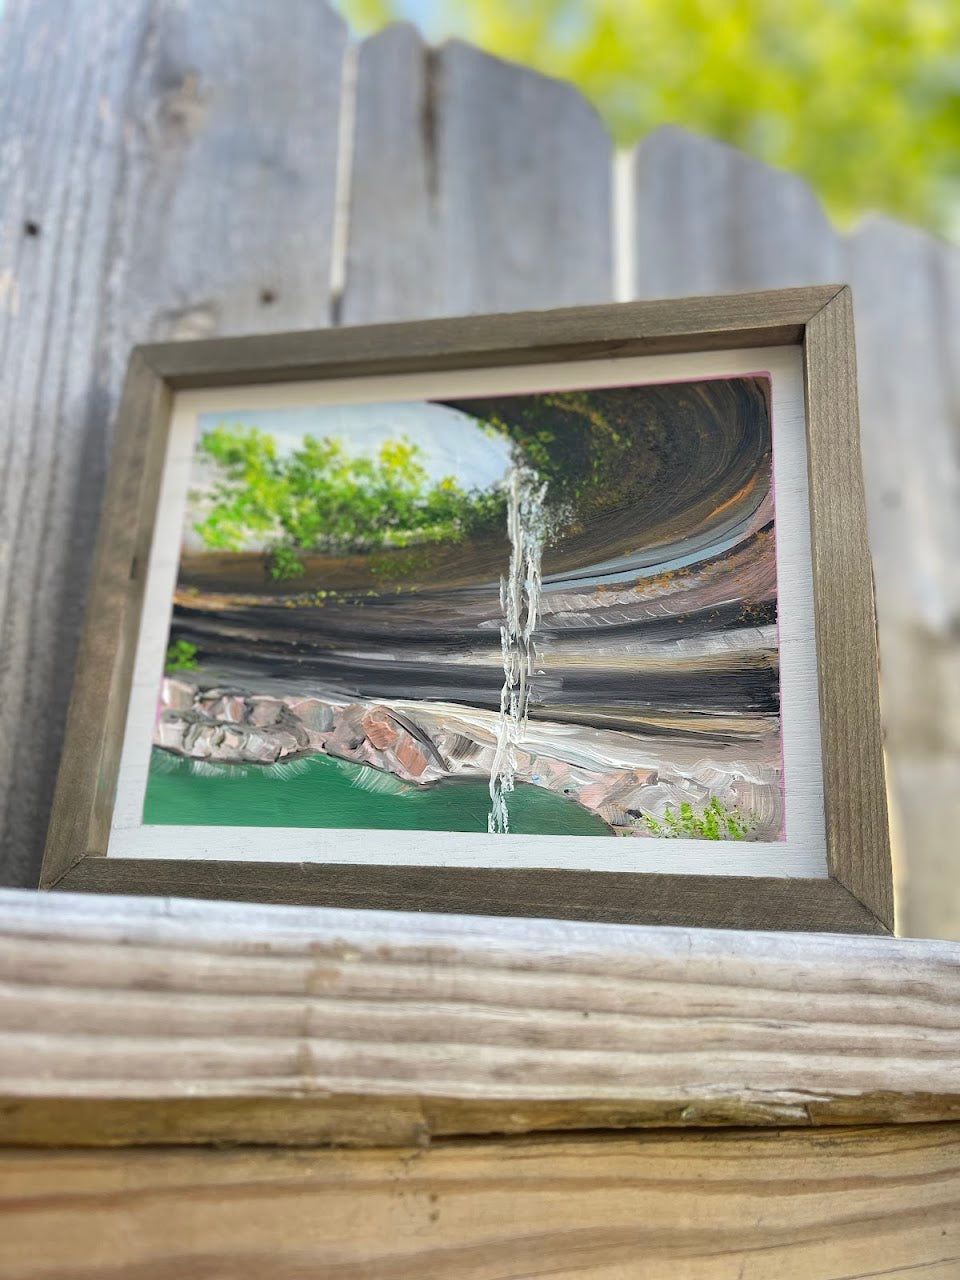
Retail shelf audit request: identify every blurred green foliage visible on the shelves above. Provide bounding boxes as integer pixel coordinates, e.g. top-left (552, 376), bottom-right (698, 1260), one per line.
top-left (194, 424), bottom-right (506, 579)
top-left (342, 0), bottom-right (960, 235)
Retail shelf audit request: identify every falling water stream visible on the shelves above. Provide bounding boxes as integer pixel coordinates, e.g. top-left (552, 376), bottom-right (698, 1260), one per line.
top-left (488, 463), bottom-right (548, 834)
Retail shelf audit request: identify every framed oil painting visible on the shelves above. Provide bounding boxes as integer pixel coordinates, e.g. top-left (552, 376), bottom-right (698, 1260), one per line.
top-left (41, 287), bottom-right (893, 933)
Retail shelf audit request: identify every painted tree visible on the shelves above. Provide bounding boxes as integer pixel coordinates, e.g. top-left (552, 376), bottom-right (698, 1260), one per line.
top-left (192, 425), bottom-right (506, 579)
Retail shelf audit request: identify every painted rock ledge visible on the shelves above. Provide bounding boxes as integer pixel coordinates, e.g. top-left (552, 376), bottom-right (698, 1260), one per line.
top-left (155, 679), bottom-right (781, 839)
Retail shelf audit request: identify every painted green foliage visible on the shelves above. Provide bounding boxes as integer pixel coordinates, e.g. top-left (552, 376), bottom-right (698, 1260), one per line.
top-left (193, 424), bottom-right (507, 579)
top-left (641, 796), bottom-right (754, 840)
top-left (447, 390), bottom-right (659, 513)
top-left (191, 384), bottom-right (767, 582)
top-left (165, 639), bottom-right (200, 673)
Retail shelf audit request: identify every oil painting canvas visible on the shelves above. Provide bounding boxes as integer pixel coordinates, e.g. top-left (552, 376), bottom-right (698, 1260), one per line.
top-left (43, 294), bottom-right (889, 928)
top-left (144, 374), bottom-right (784, 845)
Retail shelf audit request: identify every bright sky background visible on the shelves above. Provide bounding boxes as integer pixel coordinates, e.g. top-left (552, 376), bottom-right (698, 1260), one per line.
top-left (196, 401), bottom-right (514, 489)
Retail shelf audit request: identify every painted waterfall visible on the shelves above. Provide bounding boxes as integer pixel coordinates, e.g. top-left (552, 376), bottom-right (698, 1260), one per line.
top-left (144, 375), bottom-right (785, 842)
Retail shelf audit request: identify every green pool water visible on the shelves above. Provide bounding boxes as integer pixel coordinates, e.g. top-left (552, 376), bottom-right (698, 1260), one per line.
top-left (142, 748), bottom-right (613, 837)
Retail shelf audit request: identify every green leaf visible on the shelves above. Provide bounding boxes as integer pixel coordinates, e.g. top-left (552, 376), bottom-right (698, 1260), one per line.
top-left (191, 425), bottom-right (508, 573)
top-left (165, 640), bottom-right (199, 673)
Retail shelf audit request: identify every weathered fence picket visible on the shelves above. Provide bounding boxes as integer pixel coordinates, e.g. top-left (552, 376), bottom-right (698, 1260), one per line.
top-left (0, 0), bottom-right (348, 889)
top-left (2, 0), bottom-right (958, 937)
top-left (342, 24), bottom-right (613, 323)
top-left (629, 126), bottom-right (845, 296)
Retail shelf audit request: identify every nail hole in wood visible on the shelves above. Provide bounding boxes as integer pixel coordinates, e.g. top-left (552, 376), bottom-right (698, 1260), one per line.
top-left (23, 220), bottom-right (41, 237)
top-left (259, 288), bottom-right (277, 305)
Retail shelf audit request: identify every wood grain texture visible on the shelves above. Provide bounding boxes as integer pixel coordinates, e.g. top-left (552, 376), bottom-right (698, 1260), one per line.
top-left (0, 888), bottom-right (957, 1148)
top-left (845, 220), bottom-right (960, 941)
top-left (804, 289), bottom-right (893, 929)
top-left (626, 126), bottom-right (960, 941)
top-left (57, 858), bottom-right (885, 935)
top-left (629, 126), bottom-right (844, 297)
top-left (0, 0), bottom-right (346, 890)
top-left (3, 0), bottom-right (959, 944)
top-left (42, 287), bottom-right (892, 934)
top-left (39, 356), bottom-right (170, 890)
top-left (626, 134), bottom-right (892, 930)
top-left (342, 27), bottom-right (612, 324)
top-left (0, 0), bottom-right (156, 891)
top-left (140, 286), bottom-right (838, 387)
top-left (1, 1126), bottom-right (960, 1278)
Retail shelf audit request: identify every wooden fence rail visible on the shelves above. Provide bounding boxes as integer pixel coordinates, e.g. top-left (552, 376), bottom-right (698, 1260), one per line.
top-left (2, 0), bottom-right (959, 936)
top-left (0, 886), bottom-right (959, 1276)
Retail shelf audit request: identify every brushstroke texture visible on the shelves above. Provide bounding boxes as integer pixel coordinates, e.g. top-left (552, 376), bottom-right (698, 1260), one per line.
top-left (489, 463), bottom-right (547, 833)
top-left (153, 375), bottom-right (784, 840)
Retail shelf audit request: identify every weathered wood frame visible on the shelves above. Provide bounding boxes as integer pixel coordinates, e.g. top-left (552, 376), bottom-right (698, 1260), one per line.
top-left (39, 285), bottom-right (893, 934)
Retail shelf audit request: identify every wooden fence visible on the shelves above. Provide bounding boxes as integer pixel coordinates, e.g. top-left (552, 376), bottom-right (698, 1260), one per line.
top-left (1, 0), bottom-right (958, 937)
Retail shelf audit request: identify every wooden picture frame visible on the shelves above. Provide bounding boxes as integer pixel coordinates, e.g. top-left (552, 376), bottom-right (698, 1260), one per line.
top-left (40, 285), bottom-right (893, 934)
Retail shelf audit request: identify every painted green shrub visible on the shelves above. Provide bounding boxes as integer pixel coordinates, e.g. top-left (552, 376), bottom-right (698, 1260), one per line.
top-left (165, 639), bottom-right (200, 673)
top-left (193, 425), bottom-right (507, 580)
top-left (641, 796), bottom-right (753, 841)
